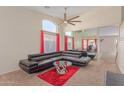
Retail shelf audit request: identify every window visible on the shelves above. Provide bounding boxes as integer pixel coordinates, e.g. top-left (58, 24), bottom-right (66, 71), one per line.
top-left (65, 31), bottom-right (74, 50)
top-left (42, 20), bottom-right (57, 33)
top-left (88, 40), bottom-right (95, 47)
top-left (88, 40), bottom-right (96, 50)
top-left (82, 39), bottom-right (97, 50)
top-left (44, 33), bottom-right (56, 53)
top-left (42, 20), bottom-right (58, 53)
top-left (68, 37), bottom-right (73, 50)
top-left (65, 31), bottom-right (72, 37)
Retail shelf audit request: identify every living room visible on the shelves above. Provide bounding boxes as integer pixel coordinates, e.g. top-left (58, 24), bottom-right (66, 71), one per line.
top-left (0, 6), bottom-right (124, 86)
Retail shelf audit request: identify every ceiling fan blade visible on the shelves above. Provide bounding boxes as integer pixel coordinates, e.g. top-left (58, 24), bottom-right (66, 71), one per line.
top-left (69, 20), bottom-right (82, 22)
top-left (68, 22), bottom-right (75, 25)
top-left (68, 16), bottom-right (80, 21)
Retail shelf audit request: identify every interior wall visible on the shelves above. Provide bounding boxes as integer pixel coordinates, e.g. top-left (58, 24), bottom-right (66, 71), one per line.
top-left (116, 6), bottom-right (124, 73)
top-left (73, 31), bottom-right (83, 49)
top-left (97, 26), bottom-right (119, 63)
top-left (99, 26), bottom-right (119, 57)
top-left (0, 7), bottom-right (62, 75)
top-left (117, 20), bottom-right (124, 73)
top-left (59, 25), bottom-right (64, 51)
top-left (99, 36), bottom-right (118, 56)
top-left (99, 26), bottom-right (119, 36)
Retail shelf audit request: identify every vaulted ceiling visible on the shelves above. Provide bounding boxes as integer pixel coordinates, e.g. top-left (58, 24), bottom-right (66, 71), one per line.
top-left (24, 6), bottom-right (100, 19)
top-left (23, 6), bottom-right (121, 31)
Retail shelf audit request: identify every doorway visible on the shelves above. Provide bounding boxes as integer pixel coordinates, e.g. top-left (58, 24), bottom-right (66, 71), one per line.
top-left (99, 36), bottom-right (118, 63)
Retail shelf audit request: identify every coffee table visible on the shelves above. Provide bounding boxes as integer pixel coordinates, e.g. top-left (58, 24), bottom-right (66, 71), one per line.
top-left (53, 61), bottom-right (72, 75)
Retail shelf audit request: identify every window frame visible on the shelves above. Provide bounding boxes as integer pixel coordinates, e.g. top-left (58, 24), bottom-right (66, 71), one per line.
top-left (41, 19), bottom-right (59, 53)
top-left (65, 31), bottom-right (73, 37)
top-left (42, 19), bottom-right (58, 33)
top-left (44, 32), bottom-right (57, 53)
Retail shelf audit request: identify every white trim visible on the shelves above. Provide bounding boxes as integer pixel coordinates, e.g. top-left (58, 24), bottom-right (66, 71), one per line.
top-left (0, 68), bottom-right (20, 76)
top-left (42, 19), bottom-right (58, 33)
top-left (44, 31), bottom-right (57, 36)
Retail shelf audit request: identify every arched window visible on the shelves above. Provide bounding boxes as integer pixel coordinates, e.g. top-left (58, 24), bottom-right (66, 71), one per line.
top-left (42, 20), bottom-right (57, 33)
top-left (41, 20), bottom-right (59, 53)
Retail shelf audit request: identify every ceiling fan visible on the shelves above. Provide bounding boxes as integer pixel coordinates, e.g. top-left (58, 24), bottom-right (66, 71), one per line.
top-left (62, 7), bottom-right (82, 26)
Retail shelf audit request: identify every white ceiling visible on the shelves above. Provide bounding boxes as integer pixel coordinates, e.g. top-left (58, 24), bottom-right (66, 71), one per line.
top-left (24, 6), bottom-right (100, 19)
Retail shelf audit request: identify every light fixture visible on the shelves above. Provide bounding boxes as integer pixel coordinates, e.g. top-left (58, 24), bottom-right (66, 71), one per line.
top-left (61, 7), bottom-right (82, 26)
top-left (64, 21), bottom-right (67, 24)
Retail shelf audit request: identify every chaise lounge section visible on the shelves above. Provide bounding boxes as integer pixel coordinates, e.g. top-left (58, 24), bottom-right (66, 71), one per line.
top-left (19, 51), bottom-right (91, 74)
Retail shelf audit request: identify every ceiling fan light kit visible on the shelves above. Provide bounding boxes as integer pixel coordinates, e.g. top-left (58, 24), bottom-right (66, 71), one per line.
top-left (64, 21), bottom-right (68, 24)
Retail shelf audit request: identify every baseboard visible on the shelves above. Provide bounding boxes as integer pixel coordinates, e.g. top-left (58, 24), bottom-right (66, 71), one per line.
top-left (117, 63), bottom-right (124, 74)
top-left (0, 68), bottom-right (20, 76)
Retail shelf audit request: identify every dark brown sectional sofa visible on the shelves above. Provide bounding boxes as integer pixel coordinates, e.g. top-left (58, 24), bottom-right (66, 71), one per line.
top-left (19, 50), bottom-right (91, 74)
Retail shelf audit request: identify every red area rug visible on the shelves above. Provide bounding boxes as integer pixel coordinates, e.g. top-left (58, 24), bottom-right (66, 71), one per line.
top-left (37, 66), bottom-right (79, 86)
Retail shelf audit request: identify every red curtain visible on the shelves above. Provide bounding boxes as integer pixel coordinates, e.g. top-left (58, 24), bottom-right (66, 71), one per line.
top-left (40, 31), bottom-right (44, 54)
top-left (64, 35), bottom-right (68, 51)
top-left (72, 37), bottom-right (74, 49)
top-left (82, 39), bottom-right (84, 49)
top-left (95, 39), bottom-right (97, 51)
top-left (56, 33), bottom-right (60, 52)
top-left (86, 39), bottom-right (89, 49)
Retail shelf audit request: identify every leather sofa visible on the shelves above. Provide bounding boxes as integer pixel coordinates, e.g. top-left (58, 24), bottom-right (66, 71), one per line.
top-left (87, 47), bottom-right (96, 59)
top-left (19, 51), bottom-right (91, 74)
top-left (87, 52), bottom-right (96, 59)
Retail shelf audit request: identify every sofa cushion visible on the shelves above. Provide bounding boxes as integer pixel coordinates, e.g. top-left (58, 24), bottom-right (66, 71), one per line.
top-left (87, 52), bottom-right (96, 59)
top-left (80, 57), bottom-right (91, 62)
top-left (87, 52), bottom-right (96, 55)
top-left (28, 52), bottom-right (62, 60)
top-left (28, 54), bottom-right (41, 59)
top-left (44, 51), bottom-right (62, 55)
top-left (30, 53), bottom-right (61, 62)
top-left (62, 56), bottom-right (78, 62)
top-left (81, 51), bottom-right (88, 57)
top-left (63, 51), bottom-right (82, 55)
top-left (62, 53), bottom-right (80, 58)
top-left (63, 56), bottom-right (90, 64)
top-left (38, 59), bottom-right (53, 66)
top-left (19, 59), bottom-right (38, 67)
top-left (50, 56), bottom-right (63, 61)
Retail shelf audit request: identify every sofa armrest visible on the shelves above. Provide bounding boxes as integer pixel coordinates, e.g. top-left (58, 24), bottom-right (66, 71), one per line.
top-left (80, 57), bottom-right (91, 62)
top-left (19, 59), bottom-right (38, 67)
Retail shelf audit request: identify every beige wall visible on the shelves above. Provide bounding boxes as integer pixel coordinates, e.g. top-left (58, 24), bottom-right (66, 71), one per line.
top-left (59, 25), bottom-right (64, 51)
top-left (99, 26), bottom-right (119, 59)
top-left (0, 7), bottom-right (62, 74)
top-left (100, 36), bottom-right (118, 56)
top-left (73, 31), bottom-right (83, 49)
top-left (117, 20), bottom-right (124, 73)
top-left (64, 6), bottom-right (121, 32)
top-left (116, 7), bottom-right (124, 73)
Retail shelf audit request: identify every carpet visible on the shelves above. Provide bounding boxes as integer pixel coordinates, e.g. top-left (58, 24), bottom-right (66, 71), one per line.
top-left (37, 66), bottom-right (79, 86)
